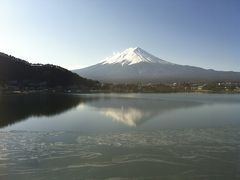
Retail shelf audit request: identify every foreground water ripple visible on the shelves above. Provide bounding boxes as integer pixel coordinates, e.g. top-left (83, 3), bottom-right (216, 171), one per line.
top-left (0, 127), bottom-right (239, 179)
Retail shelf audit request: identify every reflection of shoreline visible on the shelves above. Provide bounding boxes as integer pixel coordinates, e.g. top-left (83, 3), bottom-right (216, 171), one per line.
top-left (0, 94), bottom-right (84, 128)
top-left (2, 93), bottom-right (237, 129)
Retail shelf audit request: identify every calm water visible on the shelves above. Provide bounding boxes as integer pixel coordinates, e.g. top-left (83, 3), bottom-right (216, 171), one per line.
top-left (0, 93), bottom-right (240, 179)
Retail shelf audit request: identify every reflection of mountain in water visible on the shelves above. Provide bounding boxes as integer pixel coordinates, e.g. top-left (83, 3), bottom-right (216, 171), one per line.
top-left (0, 94), bottom-right (85, 128)
top-left (85, 95), bottom-right (203, 127)
top-left (103, 107), bottom-right (145, 126)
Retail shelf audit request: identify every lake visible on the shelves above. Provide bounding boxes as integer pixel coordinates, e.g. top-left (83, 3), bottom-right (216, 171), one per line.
top-left (0, 93), bottom-right (240, 179)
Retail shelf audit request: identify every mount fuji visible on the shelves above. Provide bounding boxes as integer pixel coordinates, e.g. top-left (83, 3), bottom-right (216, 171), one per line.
top-left (73, 47), bottom-right (240, 83)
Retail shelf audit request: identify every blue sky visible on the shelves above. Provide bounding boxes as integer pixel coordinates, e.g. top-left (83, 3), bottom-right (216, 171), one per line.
top-left (0, 0), bottom-right (239, 71)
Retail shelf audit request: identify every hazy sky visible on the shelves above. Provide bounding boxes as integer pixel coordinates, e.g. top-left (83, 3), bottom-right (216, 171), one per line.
top-left (0, 0), bottom-right (239, 71)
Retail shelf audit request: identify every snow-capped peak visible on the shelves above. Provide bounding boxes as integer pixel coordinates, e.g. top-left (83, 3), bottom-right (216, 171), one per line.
top-left (102, 47), bottom-right (172, 66)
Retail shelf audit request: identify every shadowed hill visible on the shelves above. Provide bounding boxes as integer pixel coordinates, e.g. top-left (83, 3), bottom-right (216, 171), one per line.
top-left (0, 52), bottom-right (99, 89)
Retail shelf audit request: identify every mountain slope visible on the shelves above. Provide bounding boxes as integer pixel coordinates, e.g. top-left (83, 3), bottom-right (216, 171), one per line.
top-left (0, 52), bottom-right (98, 89)
top-left (74, 47), bottom-right (240, 83)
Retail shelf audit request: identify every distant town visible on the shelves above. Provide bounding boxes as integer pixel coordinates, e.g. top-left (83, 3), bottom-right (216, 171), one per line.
top-left (1, 80), bottom-right (240, 94)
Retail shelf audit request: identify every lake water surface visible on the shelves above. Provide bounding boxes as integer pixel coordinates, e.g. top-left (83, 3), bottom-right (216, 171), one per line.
top-left (0, 93), bottom-right (240, 179)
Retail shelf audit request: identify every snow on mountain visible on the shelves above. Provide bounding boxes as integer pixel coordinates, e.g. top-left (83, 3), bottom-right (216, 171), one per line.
top-left (101, 47), bottom-right (172, 66)
top-left (73, 47), bottom-right (240, 83)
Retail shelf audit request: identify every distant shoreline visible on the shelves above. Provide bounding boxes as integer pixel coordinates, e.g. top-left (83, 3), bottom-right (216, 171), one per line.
top-left (1, 89), bottom-right (239, 95)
